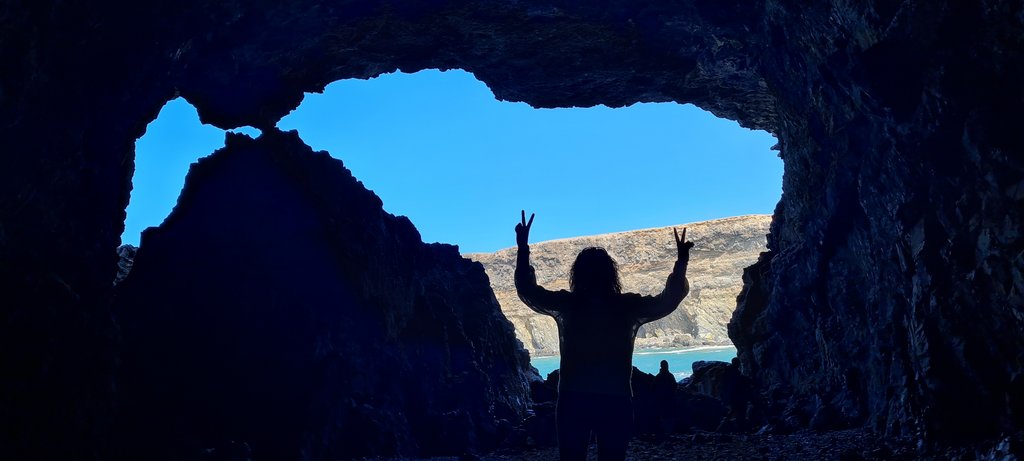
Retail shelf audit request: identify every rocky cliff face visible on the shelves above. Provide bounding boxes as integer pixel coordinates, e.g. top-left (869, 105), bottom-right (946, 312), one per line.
top-left (2, 1), bottom-right (1022, 458)
top-left (468, 215), bottom-right (771, 356)
top-left (112, 130), bottom-right (532, 459)
top-left (726, 2), bottom-right (1024, 442)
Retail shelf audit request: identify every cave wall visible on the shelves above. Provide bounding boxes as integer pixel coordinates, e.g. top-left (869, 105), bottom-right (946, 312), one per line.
top-left (1, 0), bottom-right (1021, 458)
top-left (1, 3), bottom-right (179, 459)
top-left (729, 0), bottom-right (1024, 441)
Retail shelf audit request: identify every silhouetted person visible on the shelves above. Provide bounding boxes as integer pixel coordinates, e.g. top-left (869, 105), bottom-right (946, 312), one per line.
top-left (514, 211), bottom-right (692, 461)
top-left (653, 360), bottom-right (677, 439)
top-left (655, 358), bottom-right (679, 397)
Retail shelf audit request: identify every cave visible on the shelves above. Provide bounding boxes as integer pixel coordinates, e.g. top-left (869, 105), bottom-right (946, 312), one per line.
top-left (2, 1), bottom-right (1022, 460)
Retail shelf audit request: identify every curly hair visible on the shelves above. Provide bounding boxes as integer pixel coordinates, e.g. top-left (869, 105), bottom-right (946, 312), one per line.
top-left (570, 247), bottom-right (622, 294)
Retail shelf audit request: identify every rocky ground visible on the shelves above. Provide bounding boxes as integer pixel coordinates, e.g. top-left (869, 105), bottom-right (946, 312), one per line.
top-left (364, 430), bottom-right (1024, 461)
top-left (354, 357), bottom-right (1024, 461)
top-left (475, 430), bottom-right (918, 461)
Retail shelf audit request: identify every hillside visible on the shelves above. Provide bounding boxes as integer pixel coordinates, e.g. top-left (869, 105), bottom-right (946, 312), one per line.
top-left (466, 215), bottom-right (771, 356)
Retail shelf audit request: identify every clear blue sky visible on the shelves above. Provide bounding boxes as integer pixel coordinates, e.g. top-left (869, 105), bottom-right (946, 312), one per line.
top-left (125, 69), bottom-right (782, 253)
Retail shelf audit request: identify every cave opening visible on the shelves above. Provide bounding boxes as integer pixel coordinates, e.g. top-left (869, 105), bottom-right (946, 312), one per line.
top-left (122, 98), bottom-right (261, 246)
top-left (127, 69), bottom-right (782, 251)
top-left (124, 68), bottom-right (782, 378)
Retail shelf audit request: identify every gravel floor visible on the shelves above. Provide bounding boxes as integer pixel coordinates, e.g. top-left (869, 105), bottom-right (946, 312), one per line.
top-left (364, 429), bottom-right (930, 461)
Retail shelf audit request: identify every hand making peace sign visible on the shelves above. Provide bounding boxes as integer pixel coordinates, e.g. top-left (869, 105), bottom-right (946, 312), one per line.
top-left (516, 210), bottom-right (535, 247)
top-left (674, 227), bottom-right (694, 264)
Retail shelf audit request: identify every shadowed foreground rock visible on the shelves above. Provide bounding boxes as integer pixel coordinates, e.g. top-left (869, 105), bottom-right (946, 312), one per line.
top-left (112, 130), bottom-right (532, 459)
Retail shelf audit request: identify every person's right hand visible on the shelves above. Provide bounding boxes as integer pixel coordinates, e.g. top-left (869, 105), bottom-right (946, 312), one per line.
top-left (516, 210), bottom-right (535, 247)
top-left (674, 227), bottom-right (694, 264)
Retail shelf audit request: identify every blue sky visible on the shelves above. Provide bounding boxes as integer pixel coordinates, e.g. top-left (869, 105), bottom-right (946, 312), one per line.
top-left (125, 69), bottom-right (781, 253)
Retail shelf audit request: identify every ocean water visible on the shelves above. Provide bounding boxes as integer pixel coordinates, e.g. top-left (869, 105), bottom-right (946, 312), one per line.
top-left (530, 345), bottom-right (737, 381)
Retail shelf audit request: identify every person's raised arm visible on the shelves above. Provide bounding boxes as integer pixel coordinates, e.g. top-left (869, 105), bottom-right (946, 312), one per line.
top-left (633, 227), bottom-right (693, 324)
top-left (513, 211), bottom-right (568, 316)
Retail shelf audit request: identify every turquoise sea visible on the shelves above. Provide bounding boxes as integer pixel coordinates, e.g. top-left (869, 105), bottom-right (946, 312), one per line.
top-left (530, 345), bottom-right (737, 381)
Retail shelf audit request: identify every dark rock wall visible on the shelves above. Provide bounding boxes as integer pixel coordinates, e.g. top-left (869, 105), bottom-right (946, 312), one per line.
top-left (730, 0), bottom-right (1024, 442)
top-left (113, 130), bottom-right (531, 459)
top-left (0, 3), bottom-right (178, 458)
top-left (1, 0), bottom-right (1021, 458)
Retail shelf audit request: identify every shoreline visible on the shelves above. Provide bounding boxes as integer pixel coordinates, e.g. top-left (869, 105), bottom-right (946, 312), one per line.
top-left (530, 344), bottom-right (736, 360)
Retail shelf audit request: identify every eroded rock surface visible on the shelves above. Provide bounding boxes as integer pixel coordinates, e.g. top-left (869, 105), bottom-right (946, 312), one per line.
top-left (112, 130), bottom-right (532, 459)
top-left (113, 244), bottom-right (136, 285)
top-left (467, 215), bottom-right (771, 356)
top-left (728, 1), bottom-right (1024, 443)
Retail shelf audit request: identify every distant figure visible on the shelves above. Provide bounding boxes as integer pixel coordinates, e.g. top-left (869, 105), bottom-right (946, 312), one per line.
top-left (514, 211), bottom-right (692, 461)
top-left (655, 360), bottom-right (675, 386)
top-left (654, 360), bottom-right (677, 400)
top-left (653, 360), bottom-right (678, 438)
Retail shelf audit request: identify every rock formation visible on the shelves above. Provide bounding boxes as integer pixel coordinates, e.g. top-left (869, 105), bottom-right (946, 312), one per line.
top-left (726, 3), bottom-right (1024, 442)
top-left (113, 244), bottom-right (136, 285)
top-left (112, 130), bottom-right (532, 459)
top-left (2, 1), bottom-right (1021, 458)
top-left (467, 215), bottom-right (771, 356)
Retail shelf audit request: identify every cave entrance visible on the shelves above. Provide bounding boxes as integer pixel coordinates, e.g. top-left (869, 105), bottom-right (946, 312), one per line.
top-left (125, 69), bottom-right (781, 379)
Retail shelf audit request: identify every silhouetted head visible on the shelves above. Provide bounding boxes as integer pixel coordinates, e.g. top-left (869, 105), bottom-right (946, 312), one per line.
top-left (660, 360), bottom-right (669, 371)
top-left (570, 247), bottom-right (621, 295)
